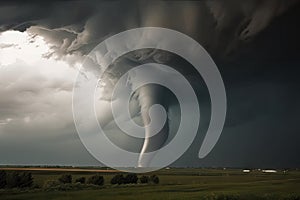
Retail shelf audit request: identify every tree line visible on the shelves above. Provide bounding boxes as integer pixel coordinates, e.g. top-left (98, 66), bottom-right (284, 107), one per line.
top-left (0, 170), bottom-right (159, 189)
top-left (58, 173), bottom-right (159, 185)
top-left (0, 170), bottom-right (33, 189)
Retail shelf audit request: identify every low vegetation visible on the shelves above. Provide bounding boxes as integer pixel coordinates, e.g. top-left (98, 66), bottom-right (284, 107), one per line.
top-left (139, 175), bottom-right (149, 184)
top-left (110, 174), bottom-right (124, 185)
top-left (0, 168), bottom-right (299, 200)
top-left (87, 174), bottom-right (104, 186)
top-left (75, 177), bottom-right (86, 184)
top-left (58, 174), bottom-right (72, 184)
top-left (149, 175), bottom-right (159, 184)
top-left (0, 170), bottom-right (33, 189)
top-left (110, 174), bottom-right (139, 185)
top-left (37, 172), bottom-right (158, 191)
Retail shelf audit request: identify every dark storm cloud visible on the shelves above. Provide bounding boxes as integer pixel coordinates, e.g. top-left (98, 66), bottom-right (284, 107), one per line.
top-left (1, 0), bottom-right (298, 58)
top-left (0, 0), bottom-right (300, 167)
top-left (174, 4), bottom-right (300, 168)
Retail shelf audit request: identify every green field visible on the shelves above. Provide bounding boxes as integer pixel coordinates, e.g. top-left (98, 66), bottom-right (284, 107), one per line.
top-left (0, 168), bottom-right (300, 200)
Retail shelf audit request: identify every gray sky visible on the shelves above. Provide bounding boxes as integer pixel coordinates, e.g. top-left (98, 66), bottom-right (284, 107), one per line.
top-left (0, 0), bottom-right (299, 168)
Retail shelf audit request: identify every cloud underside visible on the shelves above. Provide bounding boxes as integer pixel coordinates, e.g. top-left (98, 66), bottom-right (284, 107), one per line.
top-left (0, 0), bottom-right (299, 167)
top-left (1, 0), bottom-right (298, 59)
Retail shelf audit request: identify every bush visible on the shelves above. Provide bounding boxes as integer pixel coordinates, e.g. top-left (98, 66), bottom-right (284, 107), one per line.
top-left (150, 175), bottom-right (159, 184)
top-left (75, 177), bottom-right (86, 184)
top-left (139, 175), bottom-right (149, 184)
top-left (18, 172), bottom-right (33, 188)
top-left (6, 171), bottom-right (19, 188)
top-left (43, 180), bottom-right (60, 189)
top-left (43, 181), bottom-right (100, 191)
top-left (0, 170), bottom-right (7, 188)
top-left (6, 171), bottom-right (33, 188)
top-left (58, 174), bottom-right (72, 184)
top-left (87, 175), bottom-right (104, 186)
top-left (111, 174), bottom-right (125, 185)
top-left (124, 173), bottom-right (138, 184)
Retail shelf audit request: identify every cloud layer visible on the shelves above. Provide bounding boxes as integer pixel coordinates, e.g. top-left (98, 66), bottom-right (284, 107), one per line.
top-left (1, 0), bottom-right (298, 59)
top-left (0, 0), bottom-right (299, 167)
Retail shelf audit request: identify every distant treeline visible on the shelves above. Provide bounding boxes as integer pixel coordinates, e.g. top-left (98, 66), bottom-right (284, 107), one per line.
top-left (43, 173), bottom-right (159, 191)
top-left (0, 171), bottom-right (33, 189)
top-left (0, 170), bottom-right (159, 191)
top-left (55, 173), bottom-right (159, 185)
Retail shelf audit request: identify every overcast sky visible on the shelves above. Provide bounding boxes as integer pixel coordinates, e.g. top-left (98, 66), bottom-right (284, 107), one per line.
top-left (0, 0), bottom-right (299, 168)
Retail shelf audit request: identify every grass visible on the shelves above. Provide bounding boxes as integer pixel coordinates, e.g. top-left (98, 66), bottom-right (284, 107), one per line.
top-left (0, 168), bottom-right (300, 199)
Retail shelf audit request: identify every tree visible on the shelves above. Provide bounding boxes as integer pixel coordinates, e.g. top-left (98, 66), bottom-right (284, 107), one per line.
top-left (58, 174), bottom-right (72, 184)
top-left (75, 177), bottom-right (86, 184)
top-left (0, 170), bottom-right (7, 188)
top-left (18, 172), bottom-right (33, 188)
top-left (87, 175), bottom-right (104, 186)
top-left (6, 171), bottom-right (33, 188)
top-left (139, 175), bottom-right (149, 184)
top-left (6, 171), bottom-right (20, 188)
top-left (150, 175), bottom-right (159, 184)
top-left (111, 174), bottom-right (125, 185)
top-left (124, 173), bottom-right (138, 184)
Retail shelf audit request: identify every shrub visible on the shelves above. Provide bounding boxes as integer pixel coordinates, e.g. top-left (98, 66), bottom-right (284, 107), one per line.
top-left (6, 171), bottom-right (20, 188)
top-left (0, 170), bottom-right (7, 188)
top-left (6, 171), bottom-right (33, 188)
top-left (43, 181), bottom-right (100, 191)
top-left (87, 175), bottom-right (104, 186)
top-left (18, 172), bottom-right (33, 188)
top-left (111, 174), bottom-right (125, 185)
top-left (75, 177), bottom-right (86, 184)
top-left (43, 180), bottom-right (60, 189)
top-left (150, 175), bottom-right (159, 184)
top-left (139, 175), bottom-right (149, 184)
top-left (124, 173), bottom-right (138, 184)
top-left (58, 174), bottom-right (72, 184)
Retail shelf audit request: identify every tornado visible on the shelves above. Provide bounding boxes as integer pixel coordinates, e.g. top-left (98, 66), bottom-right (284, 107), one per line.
top-left (97, 49), bottom-right (173, 168)
top-left (136, 84), bottom-right (169, 167)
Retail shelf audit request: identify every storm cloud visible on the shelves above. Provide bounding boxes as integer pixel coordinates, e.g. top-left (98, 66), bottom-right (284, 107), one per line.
top-left (1, 0), bottom-right (298, 59)
top-left (0, 0), bottom-right (299, 168)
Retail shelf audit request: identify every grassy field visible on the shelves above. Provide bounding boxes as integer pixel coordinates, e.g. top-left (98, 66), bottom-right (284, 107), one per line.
top-left (0, 168), bottom-right (300, 200)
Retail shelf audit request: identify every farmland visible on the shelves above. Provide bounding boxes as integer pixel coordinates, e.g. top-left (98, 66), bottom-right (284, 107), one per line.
top-left (0, 167), bottom-right (299, 200)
